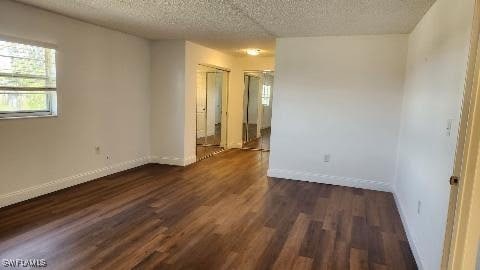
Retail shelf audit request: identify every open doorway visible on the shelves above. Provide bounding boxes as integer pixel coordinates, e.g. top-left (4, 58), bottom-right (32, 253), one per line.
top-left (242, 71), bottom-right (274, 151)
top-left (196, 65), bottom-right (228, 161)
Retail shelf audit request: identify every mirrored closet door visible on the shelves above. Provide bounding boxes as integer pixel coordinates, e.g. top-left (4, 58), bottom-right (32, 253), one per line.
top-left (242, 71), bottom-right (274, 151)
top-left (196, 65), bottom-right (228, 160)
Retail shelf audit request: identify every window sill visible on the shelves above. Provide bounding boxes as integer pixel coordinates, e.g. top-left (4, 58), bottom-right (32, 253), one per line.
top-left (0, 114), bottom-right (58, 120)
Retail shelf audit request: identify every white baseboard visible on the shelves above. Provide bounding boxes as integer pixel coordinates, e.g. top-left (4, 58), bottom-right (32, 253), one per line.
top-left (0, 156), bottom-right (152, 208)
top-left (151, 155), bottom-right (196, 166)
top-left (151, 156), bottom-right (184, 166)
top-left (267, 168), bottom-right (391, 192)
top-left (392, 189), bottom-right (425, 270)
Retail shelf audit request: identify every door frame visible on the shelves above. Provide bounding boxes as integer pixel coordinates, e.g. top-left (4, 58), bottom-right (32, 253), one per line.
top-left (442, 0), bottom-right (480, 268)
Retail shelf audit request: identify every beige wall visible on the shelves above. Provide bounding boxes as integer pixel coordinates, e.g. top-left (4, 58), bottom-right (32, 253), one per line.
top-left (0, 0), bottom-right (152, 207)
top-left (237, 56), bottom-right (275, 72)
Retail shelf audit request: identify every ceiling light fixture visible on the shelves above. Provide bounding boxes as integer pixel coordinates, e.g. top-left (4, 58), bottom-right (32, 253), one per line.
top-left (246, 48), bottom-right (261, 56)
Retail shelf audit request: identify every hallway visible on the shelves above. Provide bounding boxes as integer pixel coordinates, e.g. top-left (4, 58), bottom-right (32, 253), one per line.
top-left (0, 150), bottom-right (416, 269)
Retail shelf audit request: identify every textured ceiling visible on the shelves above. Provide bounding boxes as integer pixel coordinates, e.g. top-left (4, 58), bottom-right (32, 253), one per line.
top-left (14, 0), bottom-right (437, 56)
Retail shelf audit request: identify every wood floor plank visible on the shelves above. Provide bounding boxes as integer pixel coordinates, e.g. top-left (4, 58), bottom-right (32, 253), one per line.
top-left (312, 228), bottom-right (337, 270)
top-left (311, 197), bottom-right (329, 221)
top-left (371, 263), bottom-right (389, 270)
top-left (272, 213), bottom-right (310, 270)
top-left (0, 150), bottom-right (417, 270)
top-left (234, 226), bottom-right (275, 269)
top-left (382, 232), bottom-right (410, 270)
top-left (351, 216), bottom-right (368, 250)
top-left (368, 226), bottom-right (386, 265)
top-left (299, 220), bottom-right (324, 258)
top-left (352, 194), bottom-right (366, 218)
top-left (332, 240), bottom-right (349, 270)
top-left (350, 248), bottom-right (369, 270)
top-left (292, 256), bottom-right (314, 270)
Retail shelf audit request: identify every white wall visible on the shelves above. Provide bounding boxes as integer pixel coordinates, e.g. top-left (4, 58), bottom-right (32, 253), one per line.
top-left (0, 0), bottom-right (151, 207)
top-left (150, 40), bottom-right (186, 165)
top-left (394, 0), bottom-right (475, 268)
top-left (268, 35), bottom-right (408, 191)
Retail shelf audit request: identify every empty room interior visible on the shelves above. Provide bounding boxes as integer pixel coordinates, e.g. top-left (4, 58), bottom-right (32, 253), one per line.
top-left (1, 0), bottom-right (480, 269)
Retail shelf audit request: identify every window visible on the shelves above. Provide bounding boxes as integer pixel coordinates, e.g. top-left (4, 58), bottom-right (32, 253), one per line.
top-left (0, 39), bottom-right (57, 119)
top-left (261, 84), bottom-right (271, 106)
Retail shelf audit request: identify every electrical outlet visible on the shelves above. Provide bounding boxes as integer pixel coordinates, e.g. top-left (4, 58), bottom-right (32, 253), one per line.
top-left (324, 154), bottom-right (331, 163)
top-left (417, 200), bottom-right (421, 215)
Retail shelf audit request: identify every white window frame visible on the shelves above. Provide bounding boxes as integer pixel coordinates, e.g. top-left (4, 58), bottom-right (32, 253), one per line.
top-left (0, 91), bottom-right (57, 119)
top-left (0, 36), bottom-right (58, 120)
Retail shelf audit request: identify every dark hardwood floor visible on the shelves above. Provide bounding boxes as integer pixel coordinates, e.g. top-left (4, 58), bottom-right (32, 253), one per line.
top-left (0, 150), bottom-right (416, 270)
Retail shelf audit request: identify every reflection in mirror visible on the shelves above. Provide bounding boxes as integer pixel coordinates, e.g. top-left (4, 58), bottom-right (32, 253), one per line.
top-left (243, 75), bottom-right (260, 145)
top-left (242, 71), bottom-right (274, 151)
top-left (196, 65), bottom-right (228, 161)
